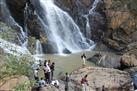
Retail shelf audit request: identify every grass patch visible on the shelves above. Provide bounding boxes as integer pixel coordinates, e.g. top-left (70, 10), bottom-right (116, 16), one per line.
top-left (0, 55), bottom-right (33, 80)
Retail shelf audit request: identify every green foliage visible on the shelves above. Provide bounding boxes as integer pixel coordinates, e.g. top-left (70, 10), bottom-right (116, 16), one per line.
top-left (14, 81), bottom-right (31, 91)
top-left (0, 22), bottom-right (16, 41)
top-left (0, 55), bottom-right (33, 80)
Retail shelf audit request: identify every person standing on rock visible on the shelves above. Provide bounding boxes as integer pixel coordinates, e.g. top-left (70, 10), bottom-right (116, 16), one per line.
top-left (65, 72), bottom-right (69, 91)
top-left (44, 60), bottom-right (48, 66)
top-left (81, 53), bottom-right (87, 67)
top-left (39, 60), bottom-right (42, 66)
top-left (102, 85), bottom-right (106, 91)
top-left (50, 62), bottom-right (55, 80)
top-left (81, 75), bottom-right (89, 91)
top-left (48, 60), bottom-right (52, 66)
top-left (34, 69), bottom-right (39, 81)
top-left (43, 64), bottom-right (51, 84)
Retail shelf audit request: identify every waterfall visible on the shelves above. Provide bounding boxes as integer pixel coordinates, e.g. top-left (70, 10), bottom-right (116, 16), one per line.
top-left (83, 0), bottom-right (101, 38)
top-left (35, 40), bottom-right (43, 54)
top-left (0, 0), bottom-right (27, 45)
top-left (89, 0), bottom-right (101, 14)
top-left (0, 38), bottom-right (31, 56)
top-left (38, 0), bottom-right (95, 54)
top-left (0, 0), bottom-right (30, 56)
top-left (85, 15), bottom-right (91, 39)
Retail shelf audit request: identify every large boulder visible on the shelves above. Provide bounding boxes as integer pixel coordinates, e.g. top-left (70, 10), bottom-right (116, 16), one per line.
top-left (87, 53), bottom-right (121, 69)
top-left (125, 67), bottom-right (137, 90)
top-left (120, 53), bottom-right (137, 69)
top-left (0, 76), bottom-right (30, 91)
top-left (70, 67), bottom-right (134, 91)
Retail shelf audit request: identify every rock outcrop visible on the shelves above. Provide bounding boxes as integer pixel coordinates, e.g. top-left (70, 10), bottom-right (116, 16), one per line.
top-left (87, 53), bottom-right (121, 69)
top-left (103, 0), bottom-right (137, 53)
top-left (120, 52), bottom-right (137, 70)
top-left (125, 67), bottom-right (137, 89)
top-left (0, 76), bottom-right (30, 91)
top-left (6, 0), bottom-right (26, 26)
top-left (70, 67), bottom-right (133, 91)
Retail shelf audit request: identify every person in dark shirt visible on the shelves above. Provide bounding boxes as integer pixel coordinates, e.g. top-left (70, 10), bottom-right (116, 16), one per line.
top-left (44, 60), bottom-right (47, 66)
top-left (50, 62), bottom-right (55, 80)
top-left (65, 72), bottom-right (69, 91)
top-left (102, 85), bottom-right (105, 91)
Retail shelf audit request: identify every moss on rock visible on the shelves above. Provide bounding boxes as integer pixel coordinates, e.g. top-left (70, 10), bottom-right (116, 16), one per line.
top-left (0, 22), bottom-right (17, 42)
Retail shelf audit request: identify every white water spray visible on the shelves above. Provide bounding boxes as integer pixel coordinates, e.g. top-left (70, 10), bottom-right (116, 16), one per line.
top-left (0, 0), bottom-right (30, 55)
top-left (0, 0), bottom-right (27, 45)
top-left (38, 0), bottom-right (94, 53)
top-left (89, 0), bottom-right (101, 14)
top-left (0, 38), bottom-right (31, 56)
top-left (35, 40), bottom-right (43, 54)
top-left (83, 0), bottom-right (101, 38)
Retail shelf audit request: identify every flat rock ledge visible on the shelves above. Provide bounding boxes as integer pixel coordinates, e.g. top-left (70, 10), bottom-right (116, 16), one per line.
top-left (70, 67), bottom-right (134, 91)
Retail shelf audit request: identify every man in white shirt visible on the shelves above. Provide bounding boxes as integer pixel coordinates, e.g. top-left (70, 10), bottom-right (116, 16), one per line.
top-left (81, 53), bottom-right (87, 66)
top-left (34, 69), bottom-right (39, 81)
top-left (43, 64), bottom-right (51, 84)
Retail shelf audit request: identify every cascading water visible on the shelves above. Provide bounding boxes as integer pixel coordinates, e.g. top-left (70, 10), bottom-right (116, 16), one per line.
top-left (0, 0), bottom-right (26, 44)
top-left (0, 0), bottom-right (30, 56)
top-left (35, 40), bottom-right (43, 54)
top-left (83, 0), bottom-right (101, 38)
top-left (0, 38), bottom-right (31, 56)
top-left (85, 15), bottom-right (91, 39)
top-left (38, 0), bottom-right (95, 54)
top-left (89, 0), bottom-right (101, 14)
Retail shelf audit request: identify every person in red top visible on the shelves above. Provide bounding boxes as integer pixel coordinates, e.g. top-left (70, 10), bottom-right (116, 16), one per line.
top-left (81, 75), bottom-right (89, 91)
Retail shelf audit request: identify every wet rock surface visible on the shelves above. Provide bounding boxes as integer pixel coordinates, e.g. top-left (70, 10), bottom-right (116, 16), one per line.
top-left (87, 53), bottom-right (121, 69)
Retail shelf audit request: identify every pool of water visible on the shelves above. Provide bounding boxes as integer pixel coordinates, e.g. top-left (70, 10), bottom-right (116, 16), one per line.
top-left (33, 51), bottom-right (117, 78)
top-left (33, 51), bottom-right (97, 78)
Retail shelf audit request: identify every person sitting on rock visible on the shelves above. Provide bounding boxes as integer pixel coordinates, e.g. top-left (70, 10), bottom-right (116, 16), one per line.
top-left (51, 80), bottom-right (60, 89)
top-left (81, 75), bottom-right (89, 91)
top-left (39, 77), bottom-right (46, 88)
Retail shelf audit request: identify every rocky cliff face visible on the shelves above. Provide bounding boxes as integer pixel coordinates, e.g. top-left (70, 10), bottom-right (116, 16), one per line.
top-left (70, 67), bottom-right (133, 91)
top-left (103, 0), bottom-right (137, 53)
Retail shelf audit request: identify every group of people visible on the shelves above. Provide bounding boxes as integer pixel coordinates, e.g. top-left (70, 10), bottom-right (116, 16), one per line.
top-left (33, 59), bottom-right (71, 91)
top-left (33, 59), bottom-right (57, 90)
top-left (32, 53), bottom-right (106, 91)
top-left (43, 60), bottom-right (55, 84)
